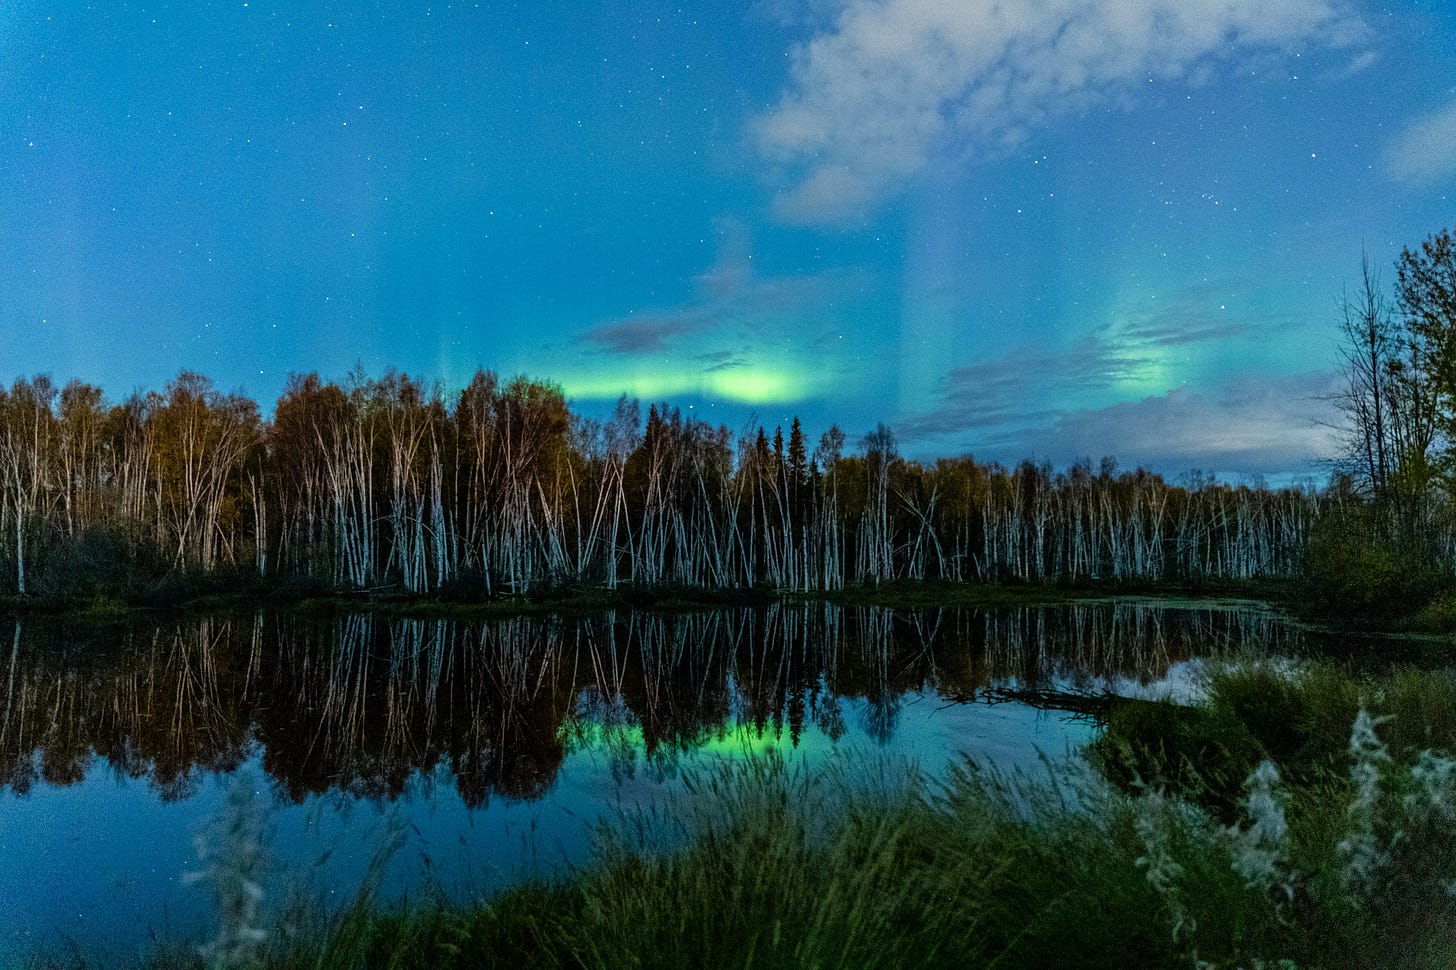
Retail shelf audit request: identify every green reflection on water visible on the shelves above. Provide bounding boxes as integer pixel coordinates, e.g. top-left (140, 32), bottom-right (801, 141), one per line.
top-left (566, 718), bottom-right (831, 760)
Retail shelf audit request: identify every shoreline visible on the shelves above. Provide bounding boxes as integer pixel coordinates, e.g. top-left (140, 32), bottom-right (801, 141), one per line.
top-left (0, 576), bottom-right (1291, 625)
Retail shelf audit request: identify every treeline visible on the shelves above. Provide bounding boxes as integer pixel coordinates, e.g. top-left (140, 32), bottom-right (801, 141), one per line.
top-left (0, 368), bottom-right (1321, 599)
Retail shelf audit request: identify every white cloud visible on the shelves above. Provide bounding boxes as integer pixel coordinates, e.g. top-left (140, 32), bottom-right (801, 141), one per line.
top-left (1014, 373), bottom-right (1343, 474)
top-left (1386, 99), bottom-right (1456, 186)
top-left (753, 0), bottom-right (1365, 223)
top-left (900, 367), bottom-right (1342, 476)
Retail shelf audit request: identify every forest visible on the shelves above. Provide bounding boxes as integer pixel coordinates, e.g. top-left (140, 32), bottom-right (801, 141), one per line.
top-left (0, 230), bottom-right (1451, 608)
top-left (0, 366), bottom-right (1325, 600)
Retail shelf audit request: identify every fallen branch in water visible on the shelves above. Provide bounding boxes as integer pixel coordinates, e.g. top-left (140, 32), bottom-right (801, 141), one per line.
top-left (943, 685), bottom-right (1118, 719)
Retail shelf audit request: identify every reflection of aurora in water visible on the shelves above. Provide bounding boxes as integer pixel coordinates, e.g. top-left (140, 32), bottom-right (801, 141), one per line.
top-left (0, 602), bottom-right (1303, 802)
top-left (0, 601), bottom-right (1302, 960)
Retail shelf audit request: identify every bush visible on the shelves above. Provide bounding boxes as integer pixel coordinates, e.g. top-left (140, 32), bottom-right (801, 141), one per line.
top-left (1094, 662), bottom-right (1456, 809)
top-left (27, 526), bottom-right (149, 600)
top-left (1300, 503), bottom-right (1448, 623)
top-left (1091, 697), bottom-right (1265, 818)
top-left (1377, 667), bottom-right (1456, 757)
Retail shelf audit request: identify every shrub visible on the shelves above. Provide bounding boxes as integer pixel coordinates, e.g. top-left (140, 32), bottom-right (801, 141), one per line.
top-left (1091, 697), bottom-right (1265, 818)
top-left (27, 526), bottom-right (145, 600)
top-left (1300, 503), bottom-right (1448, 623)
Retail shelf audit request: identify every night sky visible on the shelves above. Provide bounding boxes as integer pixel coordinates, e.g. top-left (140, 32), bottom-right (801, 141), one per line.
top-left (2, 1), bottom-right (1454, 478)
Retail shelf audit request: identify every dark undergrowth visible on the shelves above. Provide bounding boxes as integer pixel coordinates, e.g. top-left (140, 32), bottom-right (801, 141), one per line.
top-left (4, 574), bottom-right (1285, 629)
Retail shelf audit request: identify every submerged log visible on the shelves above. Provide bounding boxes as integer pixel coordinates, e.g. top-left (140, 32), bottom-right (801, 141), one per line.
top-left (947, 684), bottom-right (1118, 719)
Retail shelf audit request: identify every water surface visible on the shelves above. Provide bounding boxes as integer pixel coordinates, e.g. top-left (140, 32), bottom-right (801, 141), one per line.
top-left (0, 600), bottom-right (1299, 962)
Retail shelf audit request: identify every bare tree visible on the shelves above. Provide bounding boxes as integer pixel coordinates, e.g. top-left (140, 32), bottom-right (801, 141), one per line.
top-left (0, 378), bottom-right (58, 594)
top-left (1335, 254), bottom-right (1397, 497)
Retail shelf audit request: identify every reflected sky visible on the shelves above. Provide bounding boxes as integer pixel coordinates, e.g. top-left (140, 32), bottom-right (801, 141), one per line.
top-left (0, 601), bottom-right (1300, 961)
top-left (0, 696), bottom-right (1089, 965)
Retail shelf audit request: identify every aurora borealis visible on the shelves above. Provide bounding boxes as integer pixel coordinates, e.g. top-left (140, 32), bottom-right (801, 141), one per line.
top-left (2, 1), bottom-right (1453, 477)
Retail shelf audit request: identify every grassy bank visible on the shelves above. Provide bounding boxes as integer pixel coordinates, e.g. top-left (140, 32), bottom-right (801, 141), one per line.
top-left (793, 576), bottom-right (1288, 610)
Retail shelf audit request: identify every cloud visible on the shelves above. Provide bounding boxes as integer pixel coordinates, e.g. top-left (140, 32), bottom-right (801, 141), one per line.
top-left (576, 217), bottom-right (871, 361)
top-left (1002, 372), bottom-right (1343, 474)
top-left (585, 315), bottom-right (706, 355)
top-left (575, 267), bottom-right (842, 357)
top-left (1386, 98), bottom-right (1456, 186)
top-left (896, 313), bottom-right (1257, 443)
top-left (564, 219), bottom-right (877, 403)
top-left (753, 0), bottom-right (1366, 223)
top-left (751, 0), bottom-right (842, 30)
top-left (894, 333), bottom-right (1149, 442)
top-left (1119, 319), bottom-right (1255, 347)
top-left (895, 308), bottom-right (1337, 474)
top-left (902, 365), bottom-right (1342, 475)
top-left (700, 350), bottom-right (749, 371)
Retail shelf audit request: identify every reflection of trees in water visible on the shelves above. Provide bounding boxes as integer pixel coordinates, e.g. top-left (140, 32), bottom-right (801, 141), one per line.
top-left (256, 614), bottom-right (574, 807)
top-left (962, 602), bottom-right (1294, 692)
top-left (0, 616), bottom-right (253, 799)
top-left (450, 617), bottom-right (573, 806)
top-left (0, 604), bottom-right (1300, 802)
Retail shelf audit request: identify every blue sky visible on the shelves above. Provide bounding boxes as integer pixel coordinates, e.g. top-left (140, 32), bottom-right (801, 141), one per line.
top-left (2, 0), bottom-right (1454, 477)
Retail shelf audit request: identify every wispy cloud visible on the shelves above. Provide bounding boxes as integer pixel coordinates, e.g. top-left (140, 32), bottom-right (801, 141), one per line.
top-left (1386, 98), bottom-right (1456, 186)
top-left (753, 0), bottom-right (1367, 223)
top-left (751, 0), bottom-right (842, 31)
top-left (901, 362), bottom-right (1341, 475)
top-left (1105, 277), bottom-right (1294, 349)
top-left (897, 313), bottom-right (1256, 443)
top-left (585, 315), bottom-right (706, 355)
top-left (1120, 319), bottom-right (1255, 347)
top-left (564, 218), bottom-right (877, 402)
top-left (894, 301), bottom-right (1333, 474)
top-left (993, 372), bottom-right (1344, 474)
top-left (700, 350), bottom-right (748, 371)
top-left (895, 334), bottom-right (1145, 441)
top-left (576, 217), bottom-right (860, 359)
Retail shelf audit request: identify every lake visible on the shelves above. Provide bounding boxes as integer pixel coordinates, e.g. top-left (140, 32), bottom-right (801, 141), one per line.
top-left (0, 599), bottom-right (1303, 964)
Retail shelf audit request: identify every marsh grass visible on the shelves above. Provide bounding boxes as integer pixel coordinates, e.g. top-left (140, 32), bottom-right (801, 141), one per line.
top-left (1092, 660), bottom-right (1456, 966)
top-left (340, 747), bottom-right (1452, 968)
